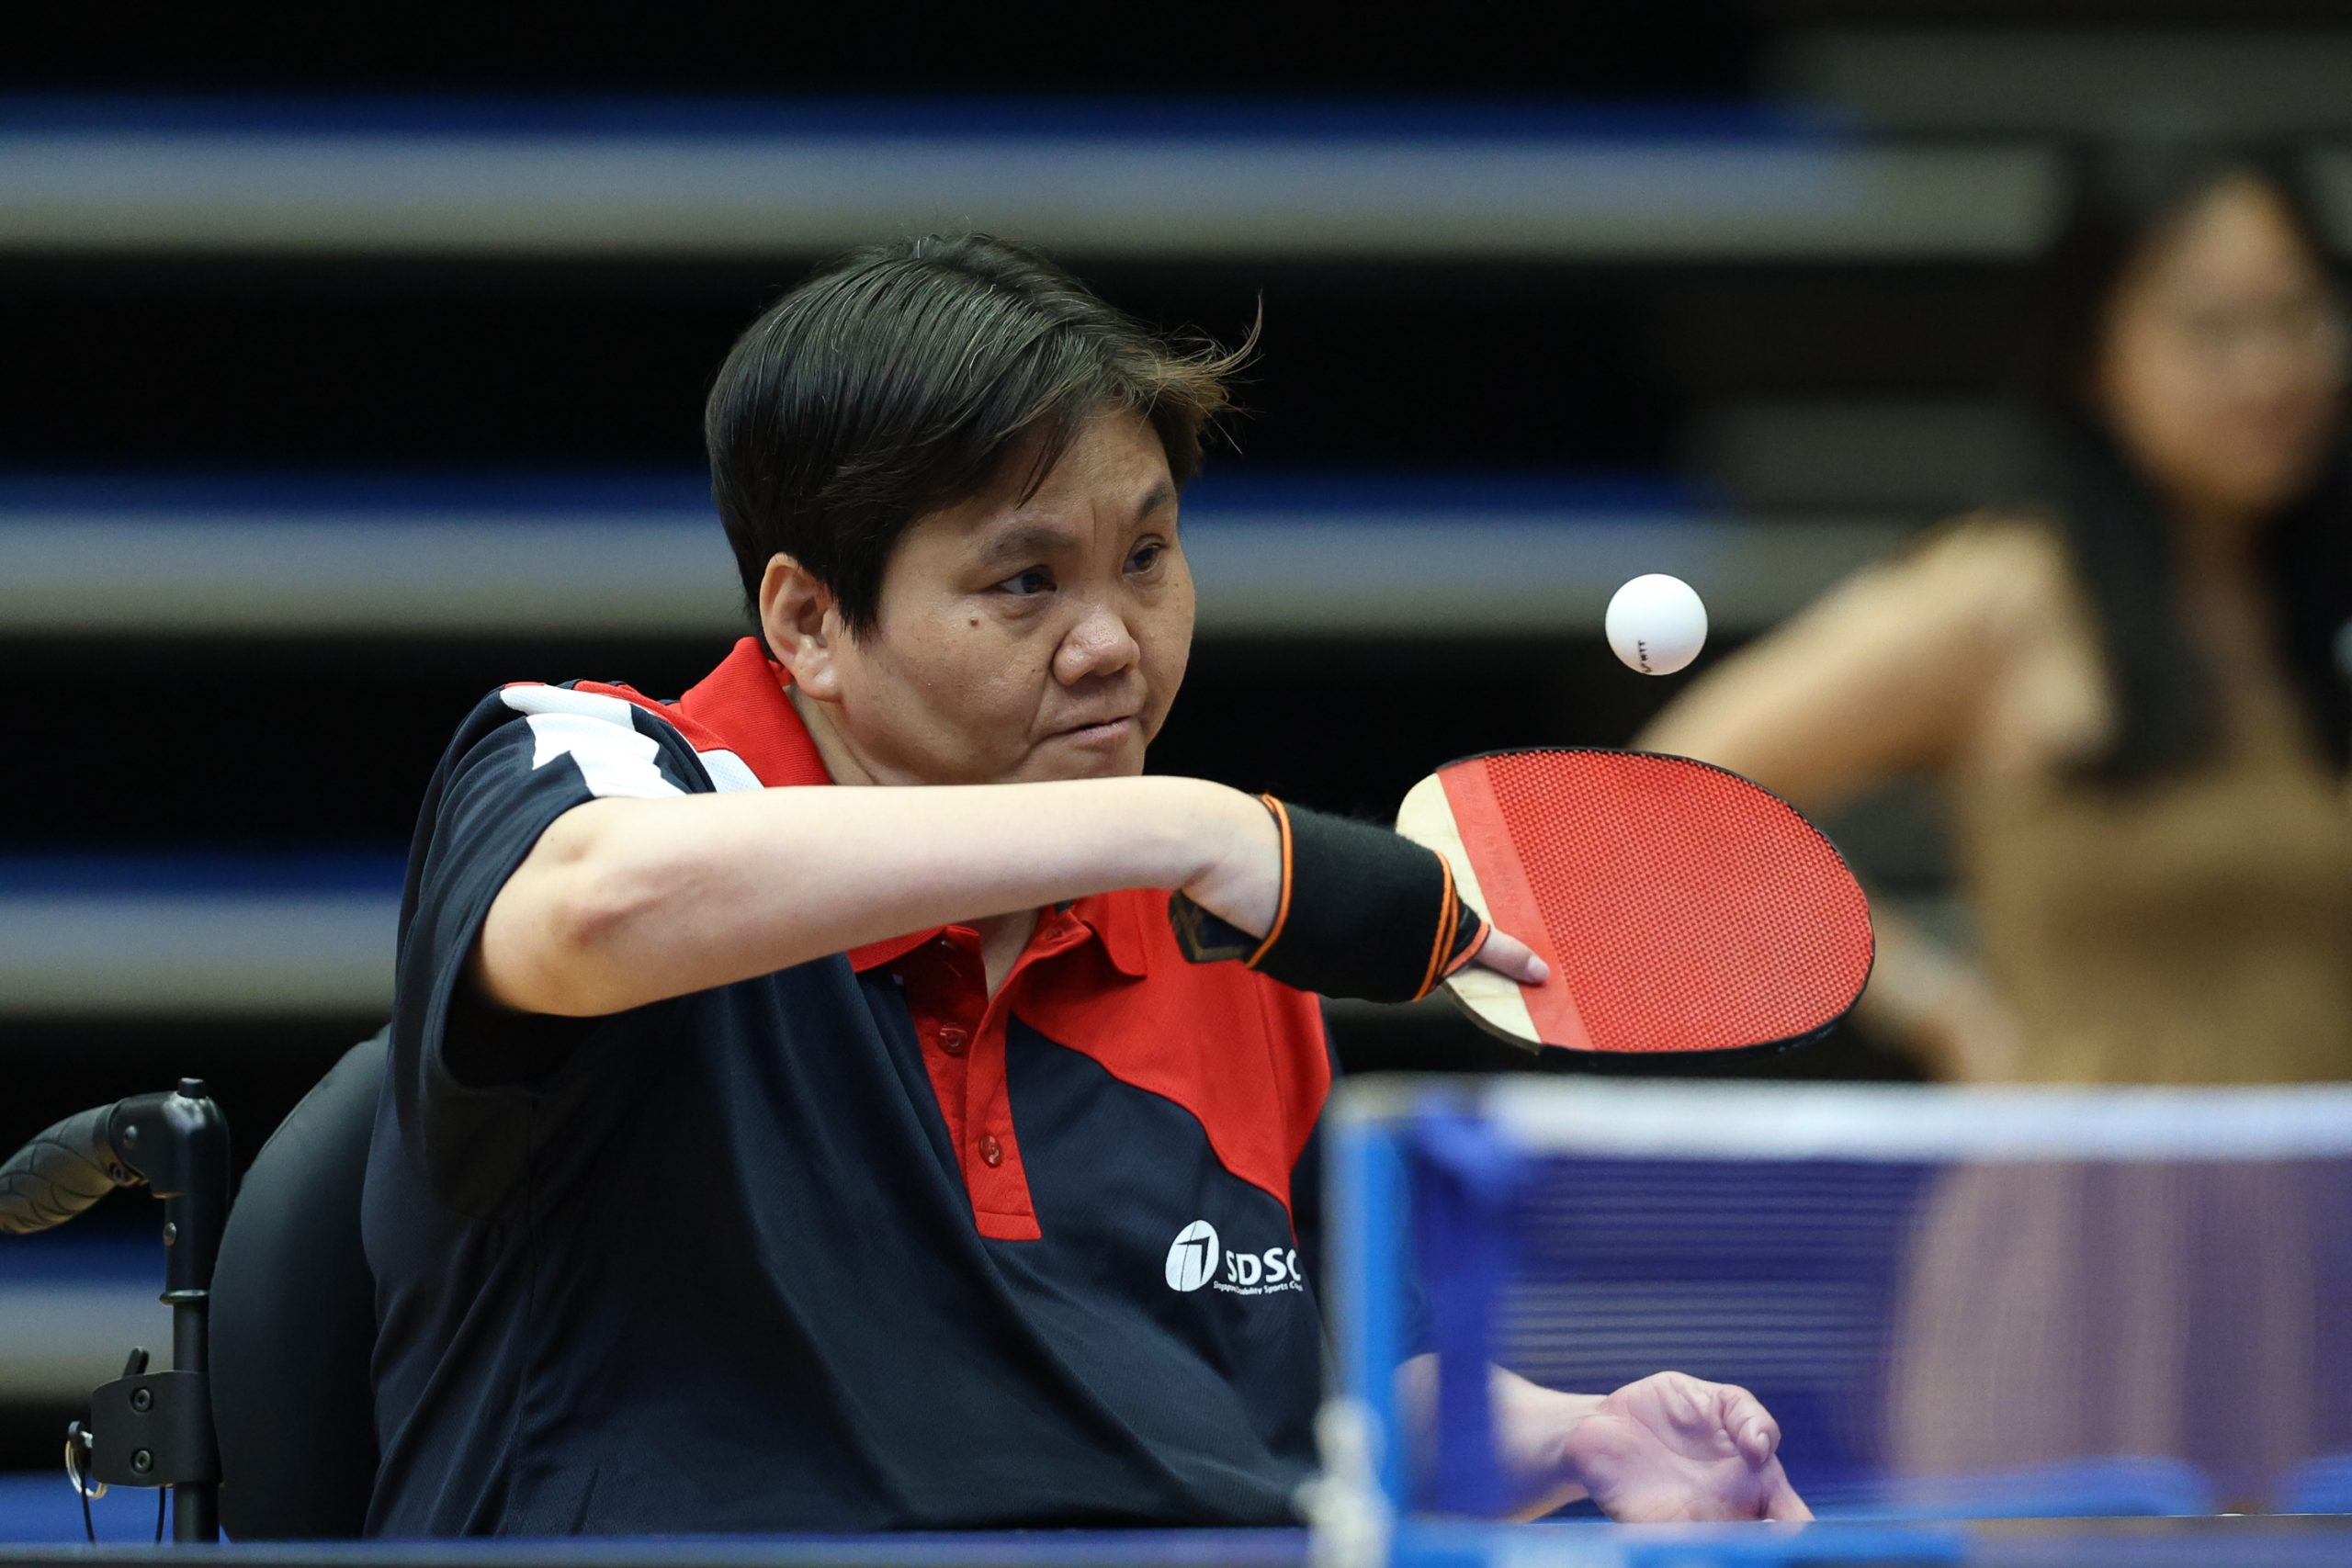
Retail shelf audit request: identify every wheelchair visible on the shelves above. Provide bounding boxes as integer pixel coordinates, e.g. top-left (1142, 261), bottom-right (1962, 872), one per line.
top-left (0, 1032), bottom-right (389, 1543)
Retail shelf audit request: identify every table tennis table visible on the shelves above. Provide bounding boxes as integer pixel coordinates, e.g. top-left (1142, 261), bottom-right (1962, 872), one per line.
top-left (3, 1517), bottom-right (2352, 1568)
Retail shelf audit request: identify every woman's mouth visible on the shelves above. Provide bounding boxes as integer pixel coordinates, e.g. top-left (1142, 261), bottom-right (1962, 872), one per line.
top-left (1053, 716), bottom-right (1137, 749)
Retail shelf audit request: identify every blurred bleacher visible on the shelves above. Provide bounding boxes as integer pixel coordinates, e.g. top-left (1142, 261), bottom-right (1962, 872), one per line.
top-left (6, 0), bottom-right (2349, 1475)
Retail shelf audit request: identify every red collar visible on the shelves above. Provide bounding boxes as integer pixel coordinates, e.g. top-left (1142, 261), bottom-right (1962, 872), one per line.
top-left (842, 895), bottom-right (1152, 979)
top-left (673, 637), bottom-right (833, 788)
top-left (666, 638), bottom-right (1150, 980)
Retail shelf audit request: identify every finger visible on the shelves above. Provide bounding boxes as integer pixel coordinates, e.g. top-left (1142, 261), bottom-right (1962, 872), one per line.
top-left (1660, 1373), bottom-right (1707, 1429)
top-left (1717, 1385), bottom-right (1780, 1462)
top-left (1472, 926), bottom-right (1549, 987)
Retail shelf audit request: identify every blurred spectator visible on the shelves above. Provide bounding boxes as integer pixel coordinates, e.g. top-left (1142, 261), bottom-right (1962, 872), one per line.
top-left (1639, 142), bottom-right (2352, 1086)
top-left (1640, 143), bottom-right (2352, 1498)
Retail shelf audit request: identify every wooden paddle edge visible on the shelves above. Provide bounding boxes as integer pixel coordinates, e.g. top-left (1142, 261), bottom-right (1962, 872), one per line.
top-left (1396, 748), bottom-right (1878, 1059)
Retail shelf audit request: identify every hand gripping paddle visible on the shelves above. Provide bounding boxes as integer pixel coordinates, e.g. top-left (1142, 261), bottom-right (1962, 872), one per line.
top-left (1395, 749), bottom-right (1873, 1057)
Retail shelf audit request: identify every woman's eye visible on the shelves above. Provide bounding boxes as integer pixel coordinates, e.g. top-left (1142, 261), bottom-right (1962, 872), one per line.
top-left (1000, 568), bottom-right (1053, 597)
top-left (1128, 543), bottom-right (1165, 573)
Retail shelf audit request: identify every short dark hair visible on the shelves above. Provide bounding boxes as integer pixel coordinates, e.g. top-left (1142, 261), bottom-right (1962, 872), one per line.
top-left (705, 233), bottom-right (1248, 638)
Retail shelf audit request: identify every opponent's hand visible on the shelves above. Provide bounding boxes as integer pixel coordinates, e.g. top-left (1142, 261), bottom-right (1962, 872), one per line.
top-left (1174, 788), bottom-right (1545, 991)
top-left (1559, 1371), bottom-right (1811, 1524)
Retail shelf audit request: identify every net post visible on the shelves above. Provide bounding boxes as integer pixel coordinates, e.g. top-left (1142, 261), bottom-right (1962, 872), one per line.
top-left (1329, 1106), bottom-right (1410, 1513)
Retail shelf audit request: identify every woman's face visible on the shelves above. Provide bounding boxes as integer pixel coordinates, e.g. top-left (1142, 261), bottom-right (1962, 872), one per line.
top-left (770, 407), bottom-right (1194, 788)
top-left (2097, 176), bottom-right (2346, 529)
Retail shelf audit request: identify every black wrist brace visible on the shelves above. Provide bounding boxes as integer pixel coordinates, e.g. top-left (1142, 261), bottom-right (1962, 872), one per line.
top-left (1168, 795), bottom-right (1488, 1004)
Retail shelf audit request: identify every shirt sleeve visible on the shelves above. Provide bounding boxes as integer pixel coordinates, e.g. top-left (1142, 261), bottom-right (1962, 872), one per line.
top-left (384, 682), bottom-right (720, 1216)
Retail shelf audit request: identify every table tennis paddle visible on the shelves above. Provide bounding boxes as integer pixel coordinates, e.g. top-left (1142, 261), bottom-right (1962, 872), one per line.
top-left (1395, 748), bottom-right (1872, 1056)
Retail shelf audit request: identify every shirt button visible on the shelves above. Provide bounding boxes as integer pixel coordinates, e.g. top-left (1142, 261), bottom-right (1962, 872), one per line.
top-left (936, 1026), bottom-right (969, 1056)
top-left (978, 1133), bottom-right (1003, 1168)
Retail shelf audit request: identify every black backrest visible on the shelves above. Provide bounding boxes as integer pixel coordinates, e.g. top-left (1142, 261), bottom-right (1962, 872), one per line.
top-left (209, 1032), bottom-right (388, 1540)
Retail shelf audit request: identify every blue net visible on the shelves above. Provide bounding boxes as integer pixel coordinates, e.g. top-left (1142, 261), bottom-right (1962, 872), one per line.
top-left (1333, 1080), bottom-right (2352, 1521)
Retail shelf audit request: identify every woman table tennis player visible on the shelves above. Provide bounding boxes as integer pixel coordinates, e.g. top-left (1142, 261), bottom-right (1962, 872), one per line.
top-left (1635, 144), bottom-right (2352, 1495)
top-left (362, 234), bottom-right (1808, 1536)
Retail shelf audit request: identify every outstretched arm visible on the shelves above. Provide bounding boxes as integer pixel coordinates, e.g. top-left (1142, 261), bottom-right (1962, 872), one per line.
top-left (480, 777), bottom-right (1261, 1015)
top-left (479, 779), bottom-right (1545, 1018)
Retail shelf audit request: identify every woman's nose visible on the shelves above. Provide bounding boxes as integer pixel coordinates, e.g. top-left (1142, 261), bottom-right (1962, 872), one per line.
top-left (1055, 600), bottom-right (1141, 683)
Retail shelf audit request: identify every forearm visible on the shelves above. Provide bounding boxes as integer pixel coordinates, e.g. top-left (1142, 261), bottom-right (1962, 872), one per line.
top-left (481, 775), bottom-right (1271, 1016)
top-left (1630, 544), bottom-right (2007, 817)
top-left (1395, 1355), bottom-right (1601, 1519)
top-left (1492, 1369), bottom-right (1604, 1519)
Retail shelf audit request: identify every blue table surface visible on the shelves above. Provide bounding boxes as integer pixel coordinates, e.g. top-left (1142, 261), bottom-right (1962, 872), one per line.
top-left (9, 1472), bottom-right (2352, 1566)
top-left (4, 1483), bottom-right (2352, 1567)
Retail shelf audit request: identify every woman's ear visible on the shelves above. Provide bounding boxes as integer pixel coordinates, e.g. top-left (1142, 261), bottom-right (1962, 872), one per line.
top-left (759, 554), bottom-right (844, 701)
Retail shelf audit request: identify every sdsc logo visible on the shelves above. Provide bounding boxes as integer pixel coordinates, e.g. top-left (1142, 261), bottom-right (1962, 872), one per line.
top-left (1165, 1220), bottom-right (1222, 1292)
top-left (1165, 1220), bottom-right (1306, 1298)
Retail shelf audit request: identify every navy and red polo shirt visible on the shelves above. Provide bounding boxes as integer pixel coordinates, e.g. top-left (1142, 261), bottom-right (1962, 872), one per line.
top-left (361, 637), bottom-right (1334, 1537)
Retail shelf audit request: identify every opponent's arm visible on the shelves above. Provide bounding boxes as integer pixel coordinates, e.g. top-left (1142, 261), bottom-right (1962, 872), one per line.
top-left (479, 780), bottom-right (1544, 1018)
top-left (1634, 523), bottom-right (2033, 813)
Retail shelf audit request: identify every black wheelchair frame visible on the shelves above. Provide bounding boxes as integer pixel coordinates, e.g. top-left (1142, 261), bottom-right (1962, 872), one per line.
top-left (0, 1080), bottom-right (232, 1542)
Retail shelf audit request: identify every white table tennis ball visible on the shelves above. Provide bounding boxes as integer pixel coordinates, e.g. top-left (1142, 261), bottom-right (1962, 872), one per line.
top-left (1606, 574), bottom-right (1708, 675)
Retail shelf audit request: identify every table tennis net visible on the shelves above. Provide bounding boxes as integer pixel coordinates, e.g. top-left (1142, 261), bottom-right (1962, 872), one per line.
top-left (1337, 1080), bottom-right (2352, 1520)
